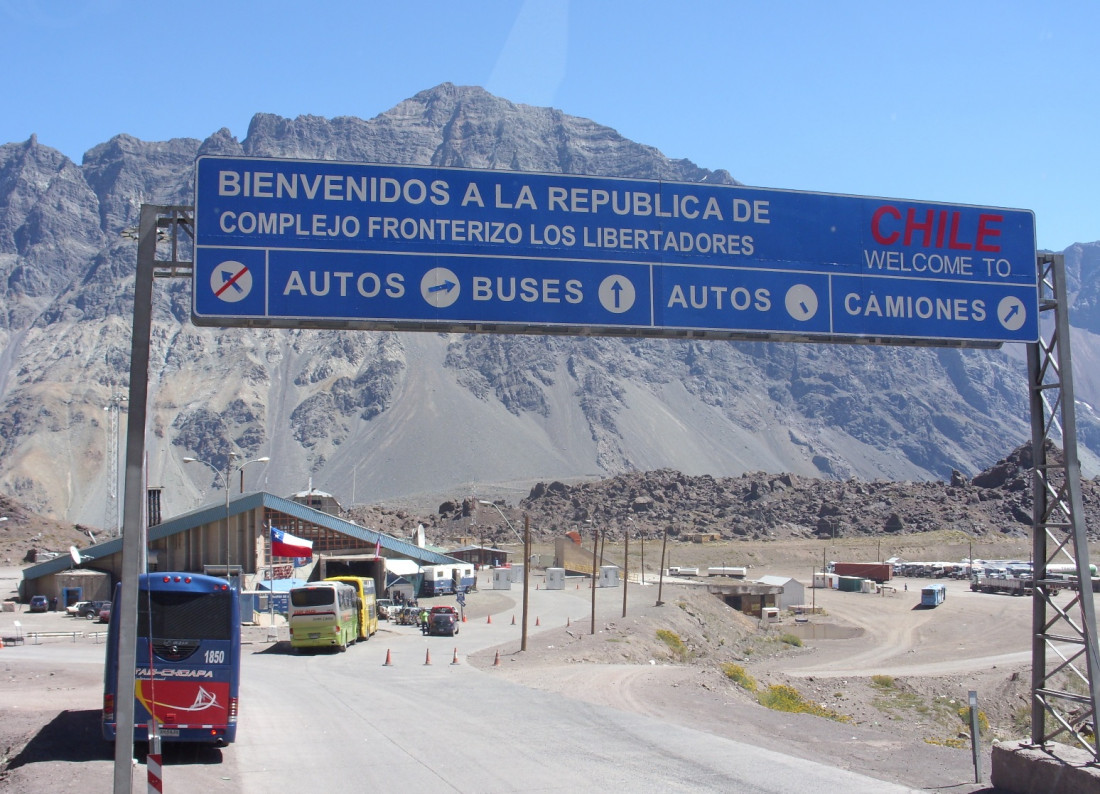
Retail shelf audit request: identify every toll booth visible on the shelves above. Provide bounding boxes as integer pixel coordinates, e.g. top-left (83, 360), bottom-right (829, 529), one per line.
top-left (492, 568), bottom-right (512, 590)
top-left (598, 565), bottom-right (620, 588)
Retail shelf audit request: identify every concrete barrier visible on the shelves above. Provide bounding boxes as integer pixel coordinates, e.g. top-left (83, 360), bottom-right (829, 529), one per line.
top-left (991, 739), bottom-right (1100, 794)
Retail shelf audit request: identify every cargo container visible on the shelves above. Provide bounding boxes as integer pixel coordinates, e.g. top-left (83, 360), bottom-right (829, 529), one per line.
top-left (832, 562), bottom-right (893, 583)
top-left (837, 575), bottom-right (864, 592)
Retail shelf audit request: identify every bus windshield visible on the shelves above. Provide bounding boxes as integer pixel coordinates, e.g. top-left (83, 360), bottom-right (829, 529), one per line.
top-left (291, 588), bottom-right (337, 608)
top-left (139, 590), bottom-right (233, 640)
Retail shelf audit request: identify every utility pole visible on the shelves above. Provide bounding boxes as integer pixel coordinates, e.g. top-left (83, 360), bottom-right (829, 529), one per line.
top-left (590, 525), bottom-right (599, 634)
top-left (622, 530), bottom-right (629, 618)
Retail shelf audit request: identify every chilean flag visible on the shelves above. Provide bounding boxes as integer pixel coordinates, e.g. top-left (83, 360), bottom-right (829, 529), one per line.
top-left (271, 527), bottom-right (313, 558)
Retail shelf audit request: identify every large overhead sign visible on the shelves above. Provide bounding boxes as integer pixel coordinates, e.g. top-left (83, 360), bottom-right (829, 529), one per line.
top-left (193, 156), bottom-right (1038, 346)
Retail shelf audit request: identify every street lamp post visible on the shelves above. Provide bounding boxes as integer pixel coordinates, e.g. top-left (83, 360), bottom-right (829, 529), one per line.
top-left (478, 500), bottom-right (529, 650)
top-left (657, 524), bottom-right (669, 607)
top-left (477, 500), bottom-right (523, 544)
top-left (622, 524), bottom-right (629, 618)
top-left (587, 518), bottom-right (598, 634)
top-left (184, 453), bottom-right (269, 581)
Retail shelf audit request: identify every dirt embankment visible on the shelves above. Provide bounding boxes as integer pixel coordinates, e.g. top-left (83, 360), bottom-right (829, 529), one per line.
top-left (468, 536), bottom-right (1048, 791)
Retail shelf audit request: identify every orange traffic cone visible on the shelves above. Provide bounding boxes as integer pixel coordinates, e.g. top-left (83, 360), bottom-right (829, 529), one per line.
top-left (487, 614), bottom-right (492, 624)
top-left (462, 613), bottom-right (466, 622)
top-left (451, 647), bottom-right (459, 665)
top-left (383, 648), bottom-right (393, 666)
top-left (493, 650), bottom-right (501, 666)
top-left (511, 614), bottom-right (516, 625)
top-left (535, 616), bottom-right (540, 626)
top-left (424, 648), bottom-right (432, 665)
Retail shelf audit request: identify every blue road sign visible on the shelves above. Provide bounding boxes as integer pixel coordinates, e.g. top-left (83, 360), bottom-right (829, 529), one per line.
top-left (193, 156), bottom-right (1038, 346)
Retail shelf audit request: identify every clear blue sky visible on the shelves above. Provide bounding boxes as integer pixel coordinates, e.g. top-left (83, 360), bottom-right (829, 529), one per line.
top-left (1, 1), bottom-right (1095, 251)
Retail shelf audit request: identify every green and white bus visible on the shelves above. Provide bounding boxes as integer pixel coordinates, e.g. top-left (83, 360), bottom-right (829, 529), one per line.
top-left (324, 575), bottom-right (378, 641)
top-left (288, 582), bottom-right (358, 652)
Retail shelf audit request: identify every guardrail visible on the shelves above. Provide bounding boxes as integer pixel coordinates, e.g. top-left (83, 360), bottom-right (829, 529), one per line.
top-left (26, 631), bottom-right (84, 644)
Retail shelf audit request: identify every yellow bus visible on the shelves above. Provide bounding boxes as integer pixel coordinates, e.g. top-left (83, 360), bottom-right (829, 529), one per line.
top-left (324, 575), bottom-right (378, 641)
top-left (289, 582), bottom-right (358, 652)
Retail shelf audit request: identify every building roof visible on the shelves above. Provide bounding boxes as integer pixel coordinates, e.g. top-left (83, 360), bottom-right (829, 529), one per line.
top-left (446, 544), bottom-right (511, 555)
top-left (756, 575), bottom-right (802, 587)
top-left (21, 491), bottom-right (460, 582)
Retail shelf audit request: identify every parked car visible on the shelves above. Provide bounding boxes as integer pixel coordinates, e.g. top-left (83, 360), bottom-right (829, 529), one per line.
top-left (78, 600), bottom-right (109, 619)
top-left (97, 602), bottom-right (112, 623)
top-left (65, 600), bottom-right (91, 617)
top-left (428, 611), bottom-right (459, 637)
top-left (376, 598), bottom-right (395, 620)
top-left (29, 595), bottom-right (49, 613)
top-left (429, 605), bottom-right (458, 616)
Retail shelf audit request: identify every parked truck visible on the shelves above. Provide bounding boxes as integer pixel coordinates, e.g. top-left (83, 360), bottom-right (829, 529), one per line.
top-left (970, 575), bottom-right (1033, 596)
top-left (832, 562), bottom-right (893, 583)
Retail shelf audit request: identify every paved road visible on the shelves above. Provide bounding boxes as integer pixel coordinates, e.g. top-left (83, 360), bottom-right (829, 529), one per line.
top-left (1, 574), bottom-right (919, 793)
top-left (221, 576), bottom-right (916, 793)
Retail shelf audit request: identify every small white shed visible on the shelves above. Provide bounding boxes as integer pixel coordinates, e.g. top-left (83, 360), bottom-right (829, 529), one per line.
top-left (756, 575), bottom-right (805, 612)
top-left (598, 565), bottom-right (620, 588)
top-left (545, 568), bottom-right (565, 590)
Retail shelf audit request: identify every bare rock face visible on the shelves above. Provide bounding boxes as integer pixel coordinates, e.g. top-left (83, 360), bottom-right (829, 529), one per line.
top-left (369, 442), bottom-right (1097, 548)
top-left (0, 83), bottom-right (1099, 528)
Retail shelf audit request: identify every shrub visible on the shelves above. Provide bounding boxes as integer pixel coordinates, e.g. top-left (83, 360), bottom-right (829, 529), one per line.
top-left (757, 684), bottom-right (850, 722)
top-left (656, 629), bottom-right (689, 661)
top-left (871, 675), bottom-right (895, 689)
top-left (958, 706), bottom-right (990, 735)
top-left (778, 633), bottom-right (803, 647)
top-left (720, 663), bottom-right (758, 692)
top-left (758, 684), bottom-right (807, 712)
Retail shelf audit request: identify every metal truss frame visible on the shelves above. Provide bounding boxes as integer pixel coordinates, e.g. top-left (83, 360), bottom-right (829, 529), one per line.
top-left (1028, 252), bottom-right (1100, 759)
top-left (113, 213), bottom-right (1100, 790)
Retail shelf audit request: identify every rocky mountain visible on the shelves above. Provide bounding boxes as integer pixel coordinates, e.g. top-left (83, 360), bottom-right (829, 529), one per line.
top-left (1, 83), bottom-right (1098, 528)
top-left (349, 442), bottom-right (1100, 546)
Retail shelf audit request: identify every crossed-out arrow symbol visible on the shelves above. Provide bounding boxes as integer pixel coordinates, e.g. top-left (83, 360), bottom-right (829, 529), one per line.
top-left (215, 265), bottom-right (248, 297)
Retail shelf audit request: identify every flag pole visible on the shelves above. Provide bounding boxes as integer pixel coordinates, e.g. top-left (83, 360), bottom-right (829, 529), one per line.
top-left (268, 522), bottom-right (275, 642)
